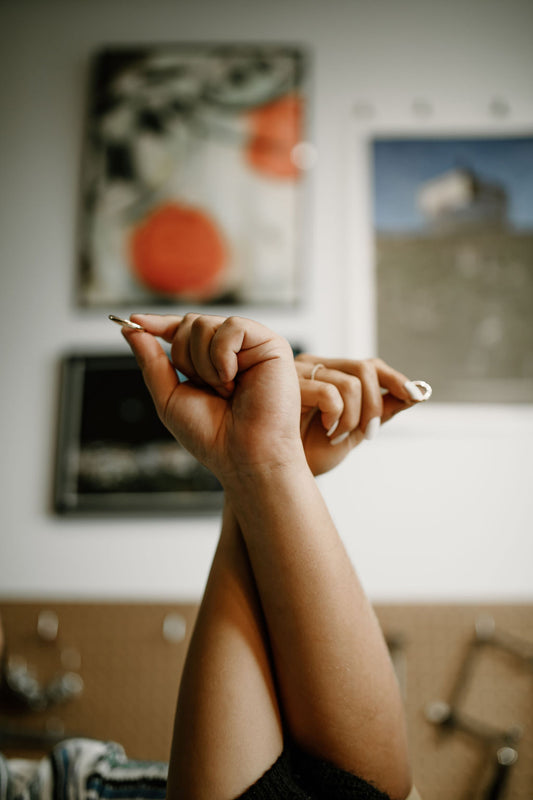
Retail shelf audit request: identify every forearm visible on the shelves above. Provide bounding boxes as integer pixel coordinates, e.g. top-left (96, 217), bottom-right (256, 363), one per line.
top-left (168, 503), bottom-right (283, 800)
top-left (121, 311), bottom-right (413, 797)
top-left (224, 460), bottom-right (412, 798)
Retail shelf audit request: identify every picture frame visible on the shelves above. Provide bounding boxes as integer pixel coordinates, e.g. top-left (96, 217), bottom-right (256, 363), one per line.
top-left (77, 43), bottom-right (308, 309)
top-left (53, 353), bottom-right (223, 515)
top-left (371, 134), bottom-right (533, 403)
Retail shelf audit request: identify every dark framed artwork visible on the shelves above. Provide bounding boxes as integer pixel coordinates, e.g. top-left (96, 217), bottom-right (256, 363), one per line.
top-left (77, 44), bottom-right (308, 308)
top-left (372, 135), bottom-right (533, 403)
top-left (53, 354), bottom-right (223, 514)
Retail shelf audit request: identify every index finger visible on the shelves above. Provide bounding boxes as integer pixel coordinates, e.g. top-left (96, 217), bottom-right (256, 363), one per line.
top-left (374, 359), bottom-right (427, 402)
top-left (373, 359), bottom-right (416, 401)
top-left (130, 313), bottom-right (184, 343)
top-left (317, 357), bottom-right (425, 403)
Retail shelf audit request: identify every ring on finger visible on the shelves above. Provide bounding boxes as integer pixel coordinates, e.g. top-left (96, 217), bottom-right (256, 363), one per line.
top-left (310, 363), bottom-right (325, 381)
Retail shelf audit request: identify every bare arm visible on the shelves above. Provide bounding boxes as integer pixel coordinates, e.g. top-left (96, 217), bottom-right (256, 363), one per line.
top-left (222, 460), bottom-right (411, 798)
top-left (167, 502), bottom-right (283, 800)
top-left (122, 312), bottom-right (413, 798)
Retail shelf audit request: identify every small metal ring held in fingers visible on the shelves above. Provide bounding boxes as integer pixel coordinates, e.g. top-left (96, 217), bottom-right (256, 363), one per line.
top-left (413, 380), bottom-right (432, 401)
top-left (310, 363), bottom-right (325, 381)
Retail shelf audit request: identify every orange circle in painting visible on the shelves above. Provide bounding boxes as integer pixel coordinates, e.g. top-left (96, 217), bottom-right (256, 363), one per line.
top-left (129, 203), bottom-right (227, 296)
top-left (246, 93), bottom-right (303, 179)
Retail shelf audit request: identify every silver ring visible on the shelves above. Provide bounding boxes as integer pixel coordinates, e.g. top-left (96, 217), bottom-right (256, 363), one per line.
top-left (413, 380), bottom-right (432, 401)
top-left (310, 363), bottom-right (325, 381)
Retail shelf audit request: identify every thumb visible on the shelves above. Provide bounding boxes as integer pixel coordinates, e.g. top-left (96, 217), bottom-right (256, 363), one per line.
top-left (122, 327), bottom-right (180, 423)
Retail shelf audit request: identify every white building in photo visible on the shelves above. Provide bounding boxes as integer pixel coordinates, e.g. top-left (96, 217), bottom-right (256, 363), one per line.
top-left (417, 167), bottom-right (508, 232)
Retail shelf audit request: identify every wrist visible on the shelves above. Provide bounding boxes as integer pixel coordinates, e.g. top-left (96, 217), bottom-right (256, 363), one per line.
top-left (222, 454), bottom-right (329, 556)
top-left (222, 449), bottom-right (312, 501)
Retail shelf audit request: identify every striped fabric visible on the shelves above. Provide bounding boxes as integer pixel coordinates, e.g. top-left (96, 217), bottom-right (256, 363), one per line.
top-left (0, 739), bottom-right (167, 800)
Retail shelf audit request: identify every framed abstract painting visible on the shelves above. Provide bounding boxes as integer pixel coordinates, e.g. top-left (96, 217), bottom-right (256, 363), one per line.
top-left (77, 44), bottom-right (308, 308)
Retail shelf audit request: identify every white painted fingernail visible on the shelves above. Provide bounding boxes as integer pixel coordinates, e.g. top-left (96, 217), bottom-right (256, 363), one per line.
top-left (330, 431), bottom-right (350, 446)
top-left (326, 419), bottom-right (340, 437)
top-left (404, 380), bottom-right (424, 402)
top-left (365, 417), bottom-right (381, 440)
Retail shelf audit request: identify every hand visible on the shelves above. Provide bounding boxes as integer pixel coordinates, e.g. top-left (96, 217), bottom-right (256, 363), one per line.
top-left (122, 313), bottom-right (305, 483)
top-left (295, 355), bottom-right (425, 475)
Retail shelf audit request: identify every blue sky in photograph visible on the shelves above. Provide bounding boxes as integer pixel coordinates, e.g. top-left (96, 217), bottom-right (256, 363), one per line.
top-left (372, 136), bottom-right (533, 233)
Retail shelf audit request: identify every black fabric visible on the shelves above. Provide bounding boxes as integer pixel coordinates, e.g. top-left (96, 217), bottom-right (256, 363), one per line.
top-left (235, 748), bottom-right (311, 799)
top-left (292, 746), bottom-right (392, 799)
top-left (236, 744), bottom-right (392, 800)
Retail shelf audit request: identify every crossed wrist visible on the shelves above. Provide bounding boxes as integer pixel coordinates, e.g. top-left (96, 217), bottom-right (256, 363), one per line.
top-left (221, 449), bottom-right (311, 498)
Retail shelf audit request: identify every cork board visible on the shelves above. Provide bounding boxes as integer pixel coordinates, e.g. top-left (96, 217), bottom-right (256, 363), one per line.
top-left (377, 604), bottom-right (533, 800)
top-left (0, 602), bottom-right (198, 761)
top-left (1, 601), bottom-right (532, 799)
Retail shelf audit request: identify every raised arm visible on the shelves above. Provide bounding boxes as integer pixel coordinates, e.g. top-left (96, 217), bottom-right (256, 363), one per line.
top-left (122, 313), bottom-right (413, 799)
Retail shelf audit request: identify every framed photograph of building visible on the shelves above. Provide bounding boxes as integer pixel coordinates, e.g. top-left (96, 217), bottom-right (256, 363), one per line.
top-left (372, 135), bottom-right (533, 402)
top-left (53, 353), bottom-right (223, 514)
top-left (77, 44), bottom-right (308, 309)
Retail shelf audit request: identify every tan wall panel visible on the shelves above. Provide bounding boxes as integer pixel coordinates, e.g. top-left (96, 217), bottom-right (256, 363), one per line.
top-left (1, 602), bottom-right (532, 798)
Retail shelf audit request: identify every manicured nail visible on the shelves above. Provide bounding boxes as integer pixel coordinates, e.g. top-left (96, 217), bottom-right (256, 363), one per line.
top-left (330, 431), bottom-right (350, 446)
top-left (364, 417), bottom-right (381, 440)
top-left (326, 419), bottom-right (339, 437)
top-left (404, 380), bottom-right (424, 402)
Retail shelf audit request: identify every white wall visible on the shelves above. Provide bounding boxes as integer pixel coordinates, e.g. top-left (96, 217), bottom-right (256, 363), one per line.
top-left (1, 0), bottom-right (532, 602)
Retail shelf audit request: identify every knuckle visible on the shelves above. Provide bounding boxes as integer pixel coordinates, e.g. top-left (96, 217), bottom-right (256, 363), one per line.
top-left (339, 373), bottom-right (361, 394)
top-left (224, 315), bottom-right (242, 330)
top-left (358, 360), bottom-right (374, 378)
top-left (319, 383), bottom-right (343, 410)
top-left (320, 382), bottom-right (334, 398)
top-left (190, 315), bottom-right (206, 333)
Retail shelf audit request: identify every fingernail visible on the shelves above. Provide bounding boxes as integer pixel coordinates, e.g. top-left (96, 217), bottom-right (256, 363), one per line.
top-left (330, 431), bottom-right (350, 446)
top-left (404, 380), bottom-right (424, 402)
top-left (326, 419), bottom-right (339, 437)
top-left (365, 417), bottom-right (381, 440)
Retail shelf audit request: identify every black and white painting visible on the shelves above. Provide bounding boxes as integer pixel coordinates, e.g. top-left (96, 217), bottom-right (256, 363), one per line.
top-left (54, 354), bottom-right (223, 514)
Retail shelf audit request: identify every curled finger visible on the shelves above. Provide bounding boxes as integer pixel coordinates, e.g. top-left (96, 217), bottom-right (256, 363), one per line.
top-left (188, 316), bottom-right (235, 397)
top-left (300, 378), bottom-right (344, 437)
top-left (210, 315), bottom-right (291, 380)
top-left (297, 359), bottom-right (364, 444)
top-left (169, 313), bottom-right (228, 387)
top-left (335, 360), bottom-right (382, 440)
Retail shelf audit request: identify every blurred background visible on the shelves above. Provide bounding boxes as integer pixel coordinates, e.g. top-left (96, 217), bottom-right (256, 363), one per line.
top-left (1, 2), bottom-right (533, 795)
top-left (1, 0), bottom-right (532, 601)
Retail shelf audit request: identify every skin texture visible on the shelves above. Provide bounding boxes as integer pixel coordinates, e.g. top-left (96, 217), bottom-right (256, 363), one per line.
top-left (122, 313), bottom-right (420, 800)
